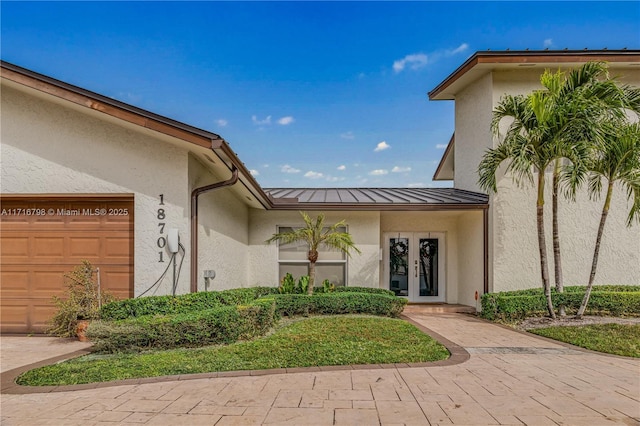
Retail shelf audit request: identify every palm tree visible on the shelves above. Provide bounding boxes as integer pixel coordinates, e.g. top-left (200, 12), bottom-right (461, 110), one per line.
top-left (478, 92), bottom-right (559, 318)
top-left (266, 212), bottom-right (361, 294)
top-left (542, 63), bottom-right (628, 315)
top-left (574, 123), bottom-right (640, 318)
top-left (479, 62), bottom-right (629, 319)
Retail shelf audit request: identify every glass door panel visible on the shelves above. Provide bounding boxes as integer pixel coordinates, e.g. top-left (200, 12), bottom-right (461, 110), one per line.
top-left (418, 238), bottom-right (438, 297)
top-left (388, 237), bottom-right (409, 297)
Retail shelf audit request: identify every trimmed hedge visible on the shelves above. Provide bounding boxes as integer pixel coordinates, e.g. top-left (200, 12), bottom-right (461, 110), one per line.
top-left (313, 286), bottom-right (396, 296)
top-left (481, 287), bottom-right (640, 321)
top-left (100, 287), bottom-right (278, 320)
top-left (264, 292), bottom-right (407, 317)
top-left (338, 287), bottom-right (395, 296)
top-left (488, 285), bottom-right (640, 297)
top-left (87, 299), bottom-right (276, 353)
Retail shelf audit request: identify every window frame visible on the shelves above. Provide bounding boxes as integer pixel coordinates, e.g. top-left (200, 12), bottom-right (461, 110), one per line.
top-left (275, 224), bottom-right (350, 286)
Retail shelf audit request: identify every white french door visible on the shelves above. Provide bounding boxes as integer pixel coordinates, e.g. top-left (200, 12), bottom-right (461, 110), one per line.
top-left (384, 232), bottom-right (445, 302)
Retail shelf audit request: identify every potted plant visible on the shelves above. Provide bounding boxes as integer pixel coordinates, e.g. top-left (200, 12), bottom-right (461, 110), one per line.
top-left (48, 260), bottom-right (116, 341)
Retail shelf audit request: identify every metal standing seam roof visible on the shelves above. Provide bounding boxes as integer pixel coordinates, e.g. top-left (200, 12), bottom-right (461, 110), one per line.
top-left (265, 188), bottom-right (488, 210)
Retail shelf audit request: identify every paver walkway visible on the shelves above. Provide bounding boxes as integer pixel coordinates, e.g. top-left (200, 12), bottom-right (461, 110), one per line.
top-left (1, 313), bottom-right (639, 425)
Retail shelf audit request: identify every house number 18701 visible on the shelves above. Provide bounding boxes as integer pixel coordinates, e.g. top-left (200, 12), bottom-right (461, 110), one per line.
top-left (158, 194), bottom-right (166, 262)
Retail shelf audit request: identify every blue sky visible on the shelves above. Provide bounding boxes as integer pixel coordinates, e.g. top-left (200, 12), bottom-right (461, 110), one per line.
top-left (2, 2), bottom-right (639, 188)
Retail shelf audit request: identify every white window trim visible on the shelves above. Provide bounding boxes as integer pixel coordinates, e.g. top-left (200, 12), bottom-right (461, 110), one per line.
top-left (275, 224), bottom-right (350, 286)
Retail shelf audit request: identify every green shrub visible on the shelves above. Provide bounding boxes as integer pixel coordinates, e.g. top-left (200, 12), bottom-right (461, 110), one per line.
top-left (278, 273), bottom-right (311, 294)
top-left (312, 286), bottom-right (396, 296)
top-left (265, 292), bottom-right (407, 317)
top-left (335, 286), bottom-right (396, 296)
top-left (298, 275), bottom-right (310, 294)
top-left (48, 261), bottom-right (117, 337)
top-left (322, 279), bottom-right (335, 293)
top-left (481, 286), bottom-right (640, 321)
top-left (100, 287), bottom-right (277, 320)
top-left (88, 299), bottom-right (276, 353)
top-left (279, 273), bottom-right (297, 294)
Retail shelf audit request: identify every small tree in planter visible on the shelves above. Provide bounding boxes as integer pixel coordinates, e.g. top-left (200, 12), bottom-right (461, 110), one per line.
top-left (48, 260), bottom-right (116, 340)
top-left (266, 212), bottom-right (361, 294)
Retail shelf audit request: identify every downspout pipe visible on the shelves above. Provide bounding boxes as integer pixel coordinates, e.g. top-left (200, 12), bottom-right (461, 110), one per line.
top-left (190, 163), bottom-right (239, 293)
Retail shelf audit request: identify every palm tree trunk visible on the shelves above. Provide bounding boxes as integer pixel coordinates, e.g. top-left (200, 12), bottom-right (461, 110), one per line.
top-left (537, 172), bottom-right (556, 319)
top-left (576, 181), bottom-right (613, 318)
top-left (552, 161), bottom-right (565, 316)
top-left (308, 261), bottom-right (316, 295)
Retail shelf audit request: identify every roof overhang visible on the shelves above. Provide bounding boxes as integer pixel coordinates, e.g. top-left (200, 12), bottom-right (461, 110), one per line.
top-left (433, 134), bottom-right (454, 181)
top-left (429, 49), bottom-right (640, 100)
top-left (1, 60), bottom-right (273, 210)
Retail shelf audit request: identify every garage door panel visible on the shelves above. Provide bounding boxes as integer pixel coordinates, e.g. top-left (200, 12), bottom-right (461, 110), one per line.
top-left (32, 270), bottom-right (68, 297)
top-left (0, 302), bottom-right (30, 333)
top-left (32, 236), bottom-right (67, 259)
top-left (102, 268), bottom-right (134, 298)
top-left (68, 237), bottom-right (101, 258)
top-left (104, 237), bottom-right (133, 260)
top-left (0, 270), bottom-right (30, 297)
top-left (31, 303), bottom-right (58, 332)
top-left (0, 236), bottom-right (30, 261)
top-left (1, 196), bottom-right (134, 334)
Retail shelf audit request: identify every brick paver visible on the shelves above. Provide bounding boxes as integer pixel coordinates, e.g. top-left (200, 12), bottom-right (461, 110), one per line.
top-left (1, 312), bottom-right (639, 425)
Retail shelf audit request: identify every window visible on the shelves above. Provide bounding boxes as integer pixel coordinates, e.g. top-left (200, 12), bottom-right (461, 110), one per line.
top-left (277, 226), bottom-right (347, 286)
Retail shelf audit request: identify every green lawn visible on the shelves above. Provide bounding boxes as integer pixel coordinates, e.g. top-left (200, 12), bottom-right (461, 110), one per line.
top-left (529, 323), bottom-right (640, 357)
top-left (18, 315), bottom-right (449, 386)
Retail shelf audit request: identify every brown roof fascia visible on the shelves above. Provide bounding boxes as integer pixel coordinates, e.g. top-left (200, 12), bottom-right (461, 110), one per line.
top-left (432, 133), bottom-right (455, 181)
top-left (428, 49), bottom-right (640, 100)
top-left (1, 62), bottom-right (216, 148)
top-left (1, 60), bottom-right (274, 209)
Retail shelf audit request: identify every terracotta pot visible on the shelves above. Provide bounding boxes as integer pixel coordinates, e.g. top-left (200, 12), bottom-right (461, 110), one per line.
top-left (76, 320), bottom-right (90, 342)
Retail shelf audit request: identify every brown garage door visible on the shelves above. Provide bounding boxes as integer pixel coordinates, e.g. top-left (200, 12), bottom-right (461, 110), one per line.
top-left (0, 195), bottom-right (134, 333)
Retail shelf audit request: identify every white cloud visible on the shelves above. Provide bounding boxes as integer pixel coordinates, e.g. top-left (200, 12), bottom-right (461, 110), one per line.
top-left (262, 164), bottom-right (270, 168)
top-left (277, 116), bottom-right (295, 125)
top-left (408, 182), bottom-right (426, 188)
top-left (393, 43), bottom-right (469, 73)
top-left (393, 53), bottom-right (428, 73)
top-left (337, 165), bottom-right (346, 171)
top-left (252, 115), bottom-right (271, 125)
top-left (392, 166), bottom-right (411, 173)
top-left (436, 144), bottom-right (448, 149)
top-left (216, 119), bottom-right (228, 127)
top-left (369, 169), bottom-right (389, 176)
top-left (374, 141), bottom-right (390, 152)
top-left (543, 38), bottom-right (553, 48)
top-left (326, 176), bottom-right (345, 182)
top-left (340, 131), bottom-right (355, 140)
top-left (304, 171), bottom-right (324, 179)
top-left (249, 169), bottom-right (259, 176)
top-left (281, 164), bottom-right (300, 174)
top-left (447, 43), bottom-right (469, 56)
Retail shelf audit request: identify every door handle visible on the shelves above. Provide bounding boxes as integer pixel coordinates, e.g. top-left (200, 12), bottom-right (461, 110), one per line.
top-left (415, 264), bottom-right (418, 278)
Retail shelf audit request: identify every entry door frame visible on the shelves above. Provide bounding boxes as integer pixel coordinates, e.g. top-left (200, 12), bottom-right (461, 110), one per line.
top-left (383, 232), bottom-right (446, 303)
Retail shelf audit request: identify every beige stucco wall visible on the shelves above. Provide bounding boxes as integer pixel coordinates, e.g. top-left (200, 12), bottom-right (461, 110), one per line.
top-left (248, 210), bottom-right (380, 288)
top-left (454, 72), bottom-right (493, 193)
top-left (456, 210), bottom-right (485, 307)
top-left (188, 155), bottom-right (250, 291)
top-left (452, 66), bottom-right (640, 292)
top-left (1, 83), bottom-right (238, 296)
